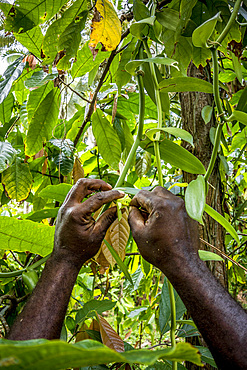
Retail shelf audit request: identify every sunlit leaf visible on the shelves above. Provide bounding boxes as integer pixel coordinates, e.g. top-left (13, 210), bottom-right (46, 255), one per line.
top-left (0, 92), bottom-right (14, 125)
top-left (92, 109), bottom-right (121, 171)
top-left (198, 250), bottom-right (223, 262)
top-left (204, 204), bottom-right (239, 244)
top-left (96, 313), bottom-right (125, 352)
top-left (2, 158), bottom-right (33, 201)
top-left (228, 110), bottom-right (247, 126)
top-left (159, 77), bottom-right (213, 93)
top-left (145, 128), bottom-right (193, 146)
top-left (0, 141), bottom-right (16, 173)
top-left (39, 184), bottom-right (72, 203)
top-left (76, 300), bottom-right (117, 325)
top-left (185, 175), bottom-right (205, 224)
top-left (15, 26), bottom-right (43, 57)
top-left (125, 57), bottom-right (179, 75)
top-left (0, 216), bottom-right (54, 255)
top-left (73, 157), bottom-right (84, 184)
top-left (50, 139), bottom-right (75, 176)
top-left (89, 0), bottom-right (121, 51)
top-left (0, 57), bottom-right (25, 105)
top-left (0, 338), bottom-right (203, 368)
top-left (135, 151), bottom-right (151, 178)
top-left (25, 88), bottom-right (60, 156)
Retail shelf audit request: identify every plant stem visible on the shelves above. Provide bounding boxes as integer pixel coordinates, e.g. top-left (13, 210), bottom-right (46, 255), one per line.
top-left (0, 254), bottom-right (51, 278)
top-left (216, 0), bottom-right (242, 45)
top-left (204, 124), bottom-right (222, 184)
top-left (143, 39), bottom-right (177, 370)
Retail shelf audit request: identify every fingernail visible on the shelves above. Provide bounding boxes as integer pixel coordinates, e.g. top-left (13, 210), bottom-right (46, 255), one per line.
top-left (118, 191), bottom-right (125, 196)
top-left (107, 183), bottom-right (112, 189)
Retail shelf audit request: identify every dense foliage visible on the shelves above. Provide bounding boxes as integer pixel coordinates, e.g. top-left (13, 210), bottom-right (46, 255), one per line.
top-left (0, 0), bottom-right (247, 369)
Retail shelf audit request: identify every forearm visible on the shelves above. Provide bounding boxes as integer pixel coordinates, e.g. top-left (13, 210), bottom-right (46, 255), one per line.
top-left (8, 253), bottom-right (82, 340)
top-left (163, 252), bottom-right (247, 370)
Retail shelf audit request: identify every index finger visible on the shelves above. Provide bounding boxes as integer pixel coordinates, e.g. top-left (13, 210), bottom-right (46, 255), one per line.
top-left (130, 190), bottom-right (154, 213)
top-left (64, 178), bottom-right (112, 206)
top-left (82, 189), bottom-right (125, 215)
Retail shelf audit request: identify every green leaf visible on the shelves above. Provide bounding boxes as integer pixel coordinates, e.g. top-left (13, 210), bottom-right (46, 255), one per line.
top-left (145, 128), bottom-right (193, 146)
top-left (185, 175), bottom-right (205, 224)
top-left (159, 77), bottom-right (213, 93)
top-left (43, 0), bottom-right (87, 65)
top-left (49, 139), bottom-right (75, 176)
top-left (2, 158), bottom-right (33, 201)
top-left (27, 81), bottom-right (54, 122)
top-left (39, 184), bottom-right (72, 203)
top-left (115, 187), bottom-right (141, 196)
top-left (141, 139), bottom-right (206, 174)
top-left (159, 277), bottom-right (186, 335)
top-left (192, 12), bottom-right (222, 48)
top-left (204, 204), bottom-right (239, 244)
top-left (26, 208), bottom-right (59, 222)
top-left (71, 42), bottom-right (111, 79)
top-left (228, 110), bottom-right (247, 126)
top-left (103, 239), bottom-right (133, 285)
top-left (198, 250), bottom-right (224, 262)
top-left (92, 110), bottom-right (121, 171)
top-left (1, 0), bottom-right (69, 33)
top-left (192, 45), bottom-right (212, 68)
top-left (115, 36), bottom-right (137, 91)
top-left (0, 216), bottom-right (54, 256)
top-left (116, 93), bottom-right (157, 119)
top-left (175, 0), bottom-right (197, 41)
top-left (201, 105), bottom-right (213, 124)
top-left (135, 150), bottom-right (151, 178)
top-left (195, 346), bottom-right (217, 368)
top-left (156, 9), bottom-right (180, 32)
top-left (0, 142), bottom-right (16, 173)
top-left (76, 299), bottom-right (117, 324)
top-left (125, 57), bottom-right (179, 75)
top-left (25, 72), bottom-right (57, 89)
top-left (0, 338), bottom-right (202, 368)
top-left (0, 57), bottom-right (25, 105)
top-left (25, 88), bottom-right (60, 156)
top-left (14, 26), bottom-right (43, 56)
top-left (133, 0), bottom-right (150, 21)
top-left (0, 92), bottom-right (14, 125)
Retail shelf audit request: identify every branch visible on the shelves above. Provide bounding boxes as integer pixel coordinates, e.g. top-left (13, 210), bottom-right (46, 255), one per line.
top-left (73, 29), bottom-right (130, 148)
top-left (58, 77), bottom-right (91, 104)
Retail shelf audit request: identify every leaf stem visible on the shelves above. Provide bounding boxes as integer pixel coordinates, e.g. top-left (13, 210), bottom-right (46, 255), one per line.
top-left (0, 254), bottom-right (51, 278)
top-left (204, 124), bottom-right (222, 184)
top-left (216, 0), bottom-right (242, 45)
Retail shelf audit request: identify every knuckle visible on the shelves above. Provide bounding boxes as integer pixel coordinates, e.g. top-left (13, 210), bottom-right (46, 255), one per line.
top-left (95, 191), bottom-right (104, 201)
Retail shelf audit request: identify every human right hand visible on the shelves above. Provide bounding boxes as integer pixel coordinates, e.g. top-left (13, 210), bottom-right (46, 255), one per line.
top-left (128, 187), bottom-right (200, 275)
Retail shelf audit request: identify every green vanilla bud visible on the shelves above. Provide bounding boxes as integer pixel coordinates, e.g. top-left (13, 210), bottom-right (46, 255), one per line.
top-left (22, 268), bottom-right (39, 292)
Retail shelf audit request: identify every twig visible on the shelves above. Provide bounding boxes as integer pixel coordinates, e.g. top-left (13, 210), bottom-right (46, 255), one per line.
top-left (9, 251), bottom-right (24, 268)
top-left (58, 76), bottom-right (91, 104)
top-left (73, 28), bottom-right (130, 147)
top-left (199, 238), bottom-right (247, 273)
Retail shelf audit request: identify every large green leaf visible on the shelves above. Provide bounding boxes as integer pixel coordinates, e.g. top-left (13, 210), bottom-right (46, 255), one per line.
top-left (26, 208), bottom-right (59, 222)
top-left (145, 128), bottom-right (193, 146)
top-left (156, 9), bottom-right (180, 31)
top-left (204, 204), bottom-right (239, 244)
top-left (25, 88), bottom-right (60, 156)
top-left (43, 0), bottom-right (87, 65)
top-left (159, 77), bottom-right (213, 93)
top-left (27, 80), bottom-right (54, 122)
top-left (0, 142), bottom-right (16, 173)
top-left (192, 12), bottom-right (222, 48)
top-left (125, 57), bottom-right (178, 75)
top-left (228, 110), bottom-right (247, 126)
top-left (0, 57), bottom-right (25, 105)
top-left (71, 42), bottom-right (111, 79)
top-left (0, 339), bottom-right (202, 369)
top-left (0, 0), bottom-right (69, 33)
top-left (0, 92), bottom-right (14, 125)
top-left (92, 109), bottom-right (121, 171)
top-left (39, 184), bottom-right (72, 203)
top-left (135, 150), bottom-right (151, 178)
top-left (0, 216), bottom-right (54, 256)
top-left (159, 277), bottom-right (186, 335)
top-left (175, 0), bottom-right (197, 40)
top-left (76, 299), bottom-right (117, 324)
top-left (49, 139), bottom-right (75, 176)
top-left (14, 26), bottom-right (43, 57)
top-left (116, 93), bottom-right (157, 119)
top-left (2, 158), bottom-right (33, 201)
top-left (25, 72), bottom-right (57, 89)
top-left (185, 175), bottom-right (205, 224)
top-left (141, 139), bottom-right (205, 174)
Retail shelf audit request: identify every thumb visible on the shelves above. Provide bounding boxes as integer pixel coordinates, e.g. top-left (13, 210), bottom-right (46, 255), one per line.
top-left (94, 206), bottom-right (118, 239)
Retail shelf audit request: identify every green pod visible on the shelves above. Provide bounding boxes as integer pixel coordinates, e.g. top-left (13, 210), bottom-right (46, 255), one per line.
top-left (22, 268), bottom-right (39, 292)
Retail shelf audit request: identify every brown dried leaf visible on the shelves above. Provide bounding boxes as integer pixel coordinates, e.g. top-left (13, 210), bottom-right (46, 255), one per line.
top-left (73, 157), bottom-right (84, 184)
top-left (89, 318), bottom-right (101, 332)
top-left (96, 313), bottom-right (124, 352)
top-left (102, 208), bottom-right (130, 267)
top-left (42, 157), bottom-right (48, 175)
top-left (75, 323), bottom-right (91, 342)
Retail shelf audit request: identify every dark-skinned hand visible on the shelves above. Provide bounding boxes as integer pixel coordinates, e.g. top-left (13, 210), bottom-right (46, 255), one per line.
top-left (128, 186), bottom-right (199, 275)
top-left (53, 178), bottom-right (124, 268)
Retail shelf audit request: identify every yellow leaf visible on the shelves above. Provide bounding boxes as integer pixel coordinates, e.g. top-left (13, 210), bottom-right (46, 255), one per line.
top-left (96, 313), bottom-right (125, 352)
top-left (89, 0), bottom-right (121, 51)
top-left (102, 208), bottom-right (130, 267)
top-left (73, 157), bottom-right (84, 184)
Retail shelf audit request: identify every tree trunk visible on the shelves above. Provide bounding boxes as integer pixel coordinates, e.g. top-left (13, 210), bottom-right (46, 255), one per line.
top-left (179, 62), bottom-right (227, 369)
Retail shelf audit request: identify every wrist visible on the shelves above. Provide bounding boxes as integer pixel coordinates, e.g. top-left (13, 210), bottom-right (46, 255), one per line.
top-left (50, 248), bottom-right (86, 272)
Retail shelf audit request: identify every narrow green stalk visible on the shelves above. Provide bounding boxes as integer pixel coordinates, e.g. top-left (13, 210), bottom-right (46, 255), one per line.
top-left (143, 39), bottom-right (177, 370)
top-left (115, 72), bottom-right (145, 188)
top-left (204, 124), bottom-right (222, 184)
top-left (216, 0), bottom-right (242, 45)
top-left (211, 48), bottom-right (225, 118)
top-left (0, 253), bottom-right (51, 278)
